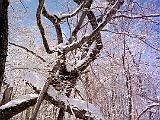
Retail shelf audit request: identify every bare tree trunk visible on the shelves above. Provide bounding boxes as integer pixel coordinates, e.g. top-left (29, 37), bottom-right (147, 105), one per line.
top-left (126, 75), bottom-right (132, 120)
top-left (111, 84), bottom-right (116, 120)
top-left (122, 34), bottom-right (133, 120)
top-left (122, 54), bottom-right (133, 120)
top-left (0, 0), bottom-right (9, 92)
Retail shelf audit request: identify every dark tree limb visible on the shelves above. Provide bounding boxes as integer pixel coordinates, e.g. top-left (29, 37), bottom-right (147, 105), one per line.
top-left (0, 87), bottom-right (13, 106)
top-left (42, 6), bottom-right (67, 74)
top-left (31, 1), bottom-right (65, 118)
top-left (57, 108), bottom-right (65, 120)
top-left (42, 6), bottom-right (67, 120)
top-left (74, 0), bottom-right (124, 71)
top-left (0, 0), bottom-right (9, 91)
top-left (0, 94), bottom-right (38, 120)
top-left (0, 83), bottom-right (104, 120)
top-left (70, 0), bottom-right (92, 41)
top-left (36, 0), bottom-right (53, 54)
top-left (30, 78), bottom-right (52, 120)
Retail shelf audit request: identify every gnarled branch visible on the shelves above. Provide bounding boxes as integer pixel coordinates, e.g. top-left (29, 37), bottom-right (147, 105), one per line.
top-left (36, 0), bottom-right (53, 54)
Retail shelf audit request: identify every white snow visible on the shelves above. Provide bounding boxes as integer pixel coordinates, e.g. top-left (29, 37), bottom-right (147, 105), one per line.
top-left (24, 71), bottom-right (46, 90)
top-left (59, 2), bottom-right (84, 19)
top-left (67, 98), bottom-right (104, 120)
top-left (24, 72), bottom-right (105, 120)
top-left (0, 94), bottom-right (38, 110)
top-left (157, 96), bottom-right (160, 101)
top-left (48, 87), bottom-right (104, 120)
top-left (148, 103), bottom-right (160, 107)
top-left (66, 63), bottom-right (75, 72)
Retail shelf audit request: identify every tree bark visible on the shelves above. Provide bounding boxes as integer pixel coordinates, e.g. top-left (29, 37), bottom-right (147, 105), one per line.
top-left (0, 0), bottom-right (9, 91)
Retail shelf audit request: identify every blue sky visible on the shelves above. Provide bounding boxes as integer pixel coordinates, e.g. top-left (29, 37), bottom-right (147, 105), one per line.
top-left (10, 0), bottom-right (76, 25)
top-left (9, 0), bottom-right (160, 58)
top-left (8, 0), bottom-right (79, 44)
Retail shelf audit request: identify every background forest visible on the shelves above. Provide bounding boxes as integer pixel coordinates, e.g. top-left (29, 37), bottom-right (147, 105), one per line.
top-left (0, 0), bottom-right (160, 120)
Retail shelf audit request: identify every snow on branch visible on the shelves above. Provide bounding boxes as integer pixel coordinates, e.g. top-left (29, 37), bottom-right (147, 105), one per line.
top-left (136, 103), bottom-right (160, 120)
top-left (59, 2), bottom-right (85, 21)
top-left (114, 14), bottom-right (160, 19)
top-left (24, 72), bottom-right (105, 120)
top-left (0, 94), bottom-right (38, 120)
top-left (36, 0), bottom-right (124, 57)
top-left (49, 0), bottom-right (124, 54)
top-left (90, 0), bottom-right (124, 34)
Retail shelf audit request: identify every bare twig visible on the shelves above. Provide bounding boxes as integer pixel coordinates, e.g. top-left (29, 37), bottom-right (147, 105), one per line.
top-left (114, 14), bottom-right (160, 19)
top-left (136, 103), bottom-right (160, 120)
top-left (60, 2), bottom-right (85, 21)
top-left (9, 42), bottom-right (46, 62)
top-left (70, 0), bottom-right (92, 42)
top-left (101, 29), bottom-right (160, 52)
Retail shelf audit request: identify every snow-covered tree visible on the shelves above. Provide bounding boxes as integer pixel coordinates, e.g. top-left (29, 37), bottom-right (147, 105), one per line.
top-left (0, 0), bottom-right (160, 120)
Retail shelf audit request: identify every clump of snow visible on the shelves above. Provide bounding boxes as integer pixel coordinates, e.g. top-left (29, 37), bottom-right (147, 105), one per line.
top-left (66, 63), bottom-right (75, 72)
top-left (48, 87), bottom-right (104, 120)
top-left (24, 71), bottom-right (46, 90)
top-left (66, 98), bottom-right (104, 120)
top-left (25, 72), bottom-right (105, 120)
top-left (0, 94), bottom-right (38, 110)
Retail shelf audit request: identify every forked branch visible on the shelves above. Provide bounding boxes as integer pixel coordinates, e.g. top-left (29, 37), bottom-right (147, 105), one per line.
top-left (36, 0), bottom-right (53, 54)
